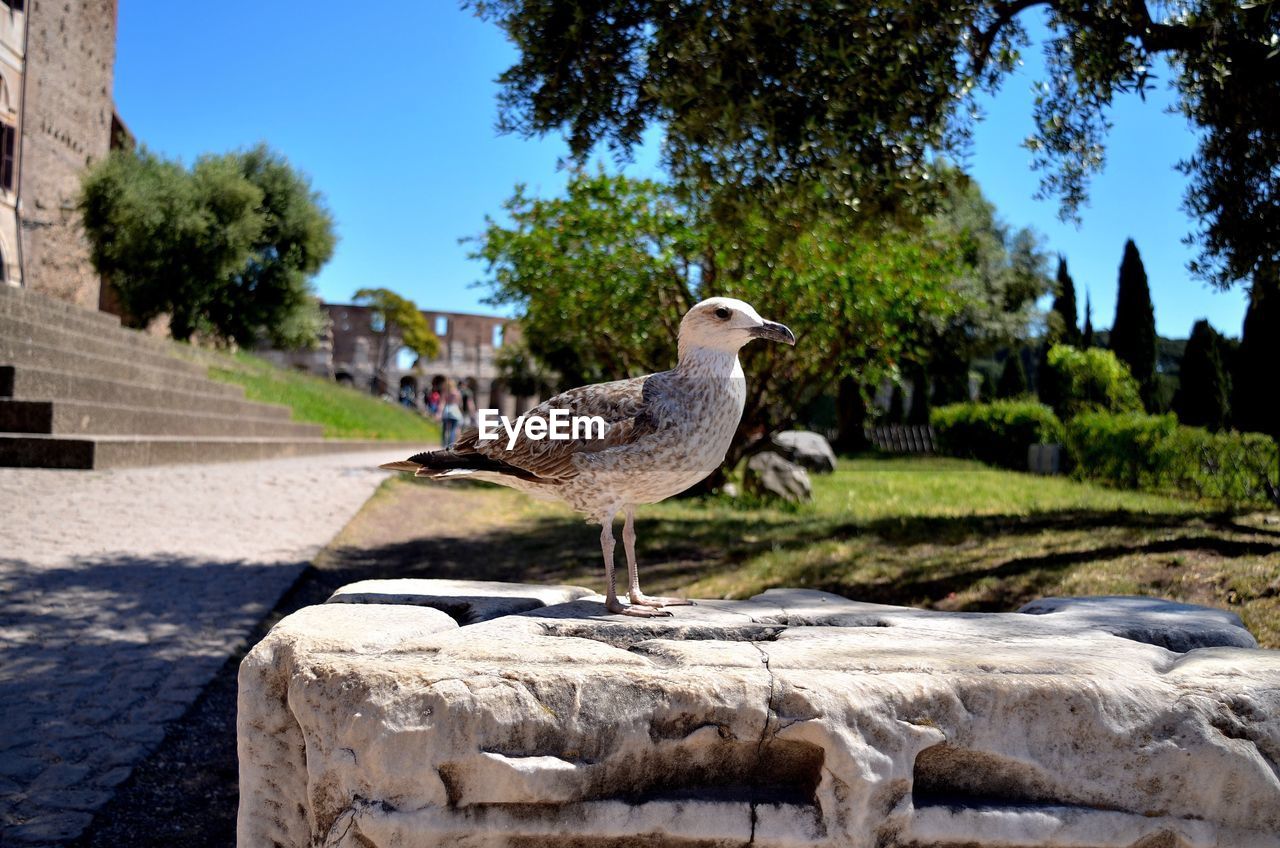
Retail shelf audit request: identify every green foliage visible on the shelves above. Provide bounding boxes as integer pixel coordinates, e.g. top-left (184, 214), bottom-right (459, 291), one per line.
top-left (1046, 344), bottom-right (1143, 420)
top-left (471, 170), bottom-right (962, 454)
top-left (1233, 282), bottom-right (1280, 441)
top-left (1065, 412), bottom-right (1280, 507)
top-left (1173, 319), bottom-right (1231, 431)
top-left (473, 0), bottom-right (1280, 292)
top-left (80, 145), bottom-right (335, 347)
top-left (471, 171), bottom-right (700, 386)
top-left (206, 351), bottom-right (439, 441)
top-left (1049, 256), bottom-right (1080, 346)
top-left (352, 288), bottom-right (440, 391)
top-left (931, 401), bottom-right (1063, 470)
top-left (916, 174), bottom-right (1051, 403)
top-left (996, 351), bottom-right (1029, 399)
top-left (1109, 239), bottom-right (1157, 408)
top-left (494, 335), bottom-right (558, 398)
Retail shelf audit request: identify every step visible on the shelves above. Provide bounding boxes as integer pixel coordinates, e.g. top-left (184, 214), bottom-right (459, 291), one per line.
top-left (0, 291), bottom-right (130, 341)
top-left (0, 433), bottom-right (411, 469)
top-left (0, 294), bottom-right (189, 357)
top-left (0, 314), bottom-right (205, 377)
top-left (0, 365), bottom-right (290, 419)
top-left (0, 283), bottom-right (123, 331)
top-left (0, 337), bottom-right (229, 392)
top-left (0, 399), bottom-right (323, 438)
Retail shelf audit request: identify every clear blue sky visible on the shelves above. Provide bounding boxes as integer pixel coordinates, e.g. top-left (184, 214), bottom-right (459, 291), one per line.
top-left (113, 2), bottom-right (1247, 339)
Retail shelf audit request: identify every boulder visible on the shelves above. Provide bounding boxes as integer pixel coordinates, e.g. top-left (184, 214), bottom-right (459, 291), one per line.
top-left (238, 585), bottom-right (1280, 848)
top-left (774, 430), bottom-right (838, 473)
top-left (744, 451), bottom-right (812, 502)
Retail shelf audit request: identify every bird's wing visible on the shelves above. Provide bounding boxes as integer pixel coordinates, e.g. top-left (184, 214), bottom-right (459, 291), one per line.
top-left (433, 374), bottom-right (669, 481)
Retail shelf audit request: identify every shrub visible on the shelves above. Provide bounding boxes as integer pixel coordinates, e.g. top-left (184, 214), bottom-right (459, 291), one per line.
top-left (931, 401), bottom-right (1063, 470)
top-left (1045, 344), bottom-right (1144, 420)
top-left (1065, 412), bottom-right (1280, 505)
top-left (1063, 412), bottom-right (1177, 489)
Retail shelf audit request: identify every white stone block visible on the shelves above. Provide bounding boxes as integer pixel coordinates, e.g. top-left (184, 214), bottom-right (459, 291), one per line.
top-left (237, 587), bottom-right (1280, 847)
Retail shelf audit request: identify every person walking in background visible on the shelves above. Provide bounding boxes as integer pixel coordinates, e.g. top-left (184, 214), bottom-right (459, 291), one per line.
top-left (459, 383), bottom-right (476, 430)
top-left (437, 378), bottom-right (463, 447)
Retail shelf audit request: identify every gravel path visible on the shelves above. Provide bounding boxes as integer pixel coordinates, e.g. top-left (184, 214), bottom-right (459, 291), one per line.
top-left (0, 452), bottom-right (394, 846)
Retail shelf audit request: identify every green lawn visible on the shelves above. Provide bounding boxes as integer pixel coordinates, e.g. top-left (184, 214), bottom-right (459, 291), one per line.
top-left (318, 455), bottom-right (1280, 648)
top-left (205, 350), bottom-right (441, 441)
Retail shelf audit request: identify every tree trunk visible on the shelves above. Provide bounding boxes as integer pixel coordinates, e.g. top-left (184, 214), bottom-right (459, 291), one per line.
top-left (834, 376), bottom-right (870, 453)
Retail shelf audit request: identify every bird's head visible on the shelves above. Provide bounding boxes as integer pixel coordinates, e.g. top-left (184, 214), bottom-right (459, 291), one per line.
top-left (678, 297), bottom-right (796, 359)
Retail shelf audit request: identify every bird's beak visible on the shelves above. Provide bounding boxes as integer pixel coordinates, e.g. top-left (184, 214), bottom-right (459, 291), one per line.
top-left (751, 320), bottom-right (796, 346)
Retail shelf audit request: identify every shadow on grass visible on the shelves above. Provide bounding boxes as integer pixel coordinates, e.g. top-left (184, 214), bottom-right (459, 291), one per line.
top-left (311, 503), bottom-right (1275, 609)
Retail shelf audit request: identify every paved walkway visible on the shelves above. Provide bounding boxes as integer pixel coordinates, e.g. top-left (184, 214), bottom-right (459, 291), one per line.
top-left (0, 452), bottom-right (393, 846)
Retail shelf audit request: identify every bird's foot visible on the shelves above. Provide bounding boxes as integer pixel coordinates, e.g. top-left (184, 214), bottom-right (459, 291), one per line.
top-left (628, 592), bottom-right (694, 609)
top-left (605, 598), bottom-right (672, 617)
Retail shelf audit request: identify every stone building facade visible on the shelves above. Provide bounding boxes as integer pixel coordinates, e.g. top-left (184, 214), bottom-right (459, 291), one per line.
top-left (260, 303), bottom-right (540, 419)
top-left (0, 0), bottom-right (120, 307)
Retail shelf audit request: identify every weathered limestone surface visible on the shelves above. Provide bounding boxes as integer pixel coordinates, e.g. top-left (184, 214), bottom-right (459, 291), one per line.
top-left (238, 586), bottom-right (1280, 848)
top-left (326, 578), bottom-right (593, 624)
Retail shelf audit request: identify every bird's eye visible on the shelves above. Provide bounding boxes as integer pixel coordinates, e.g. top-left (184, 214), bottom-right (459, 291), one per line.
top-left (714, 307), bottom-right (731, 320)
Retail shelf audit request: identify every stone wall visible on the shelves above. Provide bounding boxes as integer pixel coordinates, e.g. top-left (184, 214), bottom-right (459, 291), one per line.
top-left (263, 303), bottom-right (537, 416)
top-left (0, 3), bottom-right (26, 286)
top-left (18, 0), bottom-right (117, 308)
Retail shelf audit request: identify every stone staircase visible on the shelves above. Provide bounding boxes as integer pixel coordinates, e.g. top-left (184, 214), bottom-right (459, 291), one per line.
top-left (0, 284), bottom-right (402, 469)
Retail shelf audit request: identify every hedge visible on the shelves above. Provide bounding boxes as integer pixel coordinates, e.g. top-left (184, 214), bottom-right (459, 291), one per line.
top-left (930, 401), bottom-right (1063, 470)
top-left (931, 402), bottom-right (1279, 507)
top-left (1065, 412), bottom-right (1280, 506)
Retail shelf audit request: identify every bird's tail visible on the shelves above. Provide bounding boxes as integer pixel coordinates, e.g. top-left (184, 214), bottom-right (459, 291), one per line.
top-left (379, 450), bottom-right (544, 482)
top-left (379, 459), bottom-right (427, 474)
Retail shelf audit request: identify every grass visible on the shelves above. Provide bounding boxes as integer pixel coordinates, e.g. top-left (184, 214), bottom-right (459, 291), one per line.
top-left (204, 350), bottom-right (441, 441)
top-left (317, 454), bottom-right (1280, 648)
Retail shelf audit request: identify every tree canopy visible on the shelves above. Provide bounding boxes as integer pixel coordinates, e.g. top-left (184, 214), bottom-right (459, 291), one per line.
top-left (79, 144), bottom-right (335, 347)
top-left (1233, 282), bottom-right (1280, 440)
top-left (472, 0), bottom-right (1280, 291)
top-left (470, 169), bottom-right (964, 456)
top-left (1173, 319), bottom-right (1230, 431)
top-left (352, 288), bottom-right (440, 394)
top-left (913, 174), bottom-right (1051, 404)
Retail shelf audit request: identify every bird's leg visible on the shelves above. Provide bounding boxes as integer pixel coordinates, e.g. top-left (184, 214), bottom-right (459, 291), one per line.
top-left (624, 505), bottom-right (692, 609)
top-left (602, 509), bottom-right (666, 617)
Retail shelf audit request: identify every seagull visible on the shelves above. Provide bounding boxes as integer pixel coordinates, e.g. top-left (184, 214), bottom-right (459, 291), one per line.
top-left (381, 297), bottom-right (795, 617)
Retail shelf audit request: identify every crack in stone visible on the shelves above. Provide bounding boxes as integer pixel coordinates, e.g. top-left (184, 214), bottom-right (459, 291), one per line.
top-left (749, 641), bottom-right (777, 845)
top-left (321, 794), bottom-right (393, 848)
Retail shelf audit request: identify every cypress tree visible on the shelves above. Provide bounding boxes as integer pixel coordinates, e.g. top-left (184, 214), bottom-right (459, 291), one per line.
top-left (1173, 319), bottom-right (1231, 431)
top-left (1233, 281), bottom-right (1280, 440)
top-left (980, 368), bottom-right (998, 401)
top-left (997, 350), bottom-right (1029, 398)
top-left (1082, 291), bottom-right (1094, 348)
top-left (1110, 239), bottom-right (1158, 409)
top-left (1051, 256), bottom-right (1081, 345)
